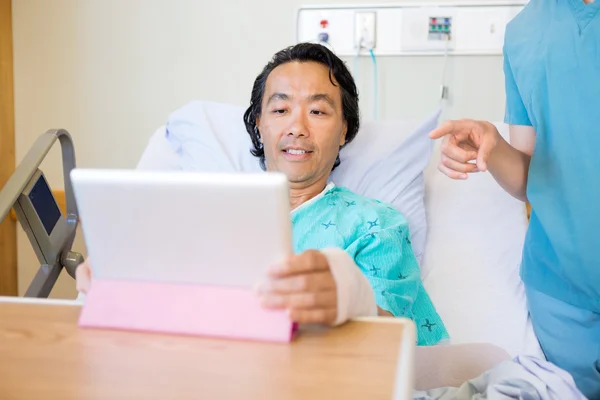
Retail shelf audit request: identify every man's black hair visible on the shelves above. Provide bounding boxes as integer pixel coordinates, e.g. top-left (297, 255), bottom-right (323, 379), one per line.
top-left (243, 43), bottom-right (360, 171)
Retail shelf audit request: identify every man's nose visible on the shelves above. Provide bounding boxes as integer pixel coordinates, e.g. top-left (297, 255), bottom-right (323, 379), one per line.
top-left (287, 111), bottom-right (309, 138)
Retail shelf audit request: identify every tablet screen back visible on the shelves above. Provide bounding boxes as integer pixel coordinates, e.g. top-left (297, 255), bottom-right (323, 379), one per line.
top-left (71, 169), bottom-right (293, 288)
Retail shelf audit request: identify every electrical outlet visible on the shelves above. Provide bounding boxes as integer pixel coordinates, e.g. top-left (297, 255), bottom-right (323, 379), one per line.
top-left (354, 11), bottom-right (376, 50)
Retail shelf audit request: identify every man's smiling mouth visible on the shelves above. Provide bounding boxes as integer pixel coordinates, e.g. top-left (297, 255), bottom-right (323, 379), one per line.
top-left (284, 149), bottom-right (312, 155)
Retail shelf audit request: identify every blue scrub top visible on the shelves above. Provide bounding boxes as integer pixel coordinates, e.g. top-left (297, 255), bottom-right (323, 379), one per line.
top-left (503, 0), bottom-right (600, 312)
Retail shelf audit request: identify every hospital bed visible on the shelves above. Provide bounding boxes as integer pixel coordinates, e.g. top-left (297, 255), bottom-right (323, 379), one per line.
top-left (136, 100), bottom-right (543, 358)
top-left (0, 100), bottom-right (544, 391)
top-left (133, 100), bottom-right (546, 388)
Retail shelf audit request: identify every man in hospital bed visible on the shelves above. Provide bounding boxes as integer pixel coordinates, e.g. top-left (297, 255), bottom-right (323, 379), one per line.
top-left (75, 42), bottom-right (448, 347)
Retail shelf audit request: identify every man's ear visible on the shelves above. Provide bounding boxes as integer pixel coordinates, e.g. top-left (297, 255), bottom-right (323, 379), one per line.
top-left (339, 121), bottom-right (348, 146)
top-left (256, 118), bottom-right (262, 143)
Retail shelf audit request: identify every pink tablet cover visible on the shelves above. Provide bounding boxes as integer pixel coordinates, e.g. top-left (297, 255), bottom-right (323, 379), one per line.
top-left (78, 279), bottom-right (297, 342)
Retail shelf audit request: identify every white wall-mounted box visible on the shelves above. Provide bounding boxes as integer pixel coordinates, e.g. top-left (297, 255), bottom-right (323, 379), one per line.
top-left (296, 2), bottom-right (527, 56)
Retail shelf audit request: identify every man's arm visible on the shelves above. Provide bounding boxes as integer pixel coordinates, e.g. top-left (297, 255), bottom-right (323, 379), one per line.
top-left (352, 226), bottom-right (421, 320)
top-left (487, 125), bottom-right (536, 203)
top-left (377, 307), bottom-right (393, 317)
top-left (353, 223), bottom-right (449, 345)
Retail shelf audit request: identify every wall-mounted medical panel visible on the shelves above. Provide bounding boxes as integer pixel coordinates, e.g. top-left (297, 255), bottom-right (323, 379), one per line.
top-left (296, 2), bottom-right (527, 56)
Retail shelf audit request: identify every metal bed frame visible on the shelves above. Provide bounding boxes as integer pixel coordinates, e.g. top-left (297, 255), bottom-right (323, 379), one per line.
top-left (0, 129), bottom-right (83, 297)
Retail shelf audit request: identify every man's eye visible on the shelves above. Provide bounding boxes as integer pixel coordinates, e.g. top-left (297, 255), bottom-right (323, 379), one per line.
top-left (311, 110), bottom-right (325, 115)
top-left (272, 109), bottom-right (286, 114)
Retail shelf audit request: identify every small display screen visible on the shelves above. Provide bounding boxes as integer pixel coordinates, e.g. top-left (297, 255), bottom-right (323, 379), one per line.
top-left (28, 175), bottom-right (61, 235)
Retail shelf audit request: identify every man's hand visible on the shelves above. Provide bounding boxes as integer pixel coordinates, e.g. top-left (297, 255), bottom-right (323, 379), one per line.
top-left (378, 306), bottom-right (393, 317)
top-left (256, 250), bottom-right (338, 325)
top-left (429, 119), bottom-right (501, 180)
top-left (75, 259), bottom-right (93, 294)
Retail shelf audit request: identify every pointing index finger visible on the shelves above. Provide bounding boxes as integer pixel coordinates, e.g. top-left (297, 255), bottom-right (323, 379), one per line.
top-left (429, 120), bottom-right (456, 140)
top-left (430, 119), bottom-right (481, 141)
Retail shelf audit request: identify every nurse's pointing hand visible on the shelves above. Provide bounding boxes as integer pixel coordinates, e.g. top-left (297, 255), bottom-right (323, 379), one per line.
top-left (256, 250), bottom-right (338, 325)
top-left (429, 119), bottom-right (500, 180)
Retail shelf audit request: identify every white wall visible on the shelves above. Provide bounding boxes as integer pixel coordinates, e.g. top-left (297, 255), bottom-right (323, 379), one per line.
top-left (12, 0), bottom-right (507, 298)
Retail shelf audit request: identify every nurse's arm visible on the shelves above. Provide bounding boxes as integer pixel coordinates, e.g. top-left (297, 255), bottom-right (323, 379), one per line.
top-left (487, 124), bottom-right (536, 202)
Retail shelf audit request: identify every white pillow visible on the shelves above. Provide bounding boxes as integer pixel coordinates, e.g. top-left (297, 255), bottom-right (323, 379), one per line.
top-left (421, 122), bottom-right (543, 358)
top-left (137, 126), bottom-right (181, 170)
top-left (160, 100), bottom-right (439, 263)
top-left (164, 100), bottom-right (262, 173)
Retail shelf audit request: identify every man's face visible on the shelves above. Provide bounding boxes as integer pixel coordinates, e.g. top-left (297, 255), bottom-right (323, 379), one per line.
top-left (257, 61), bottom-right (347, 187)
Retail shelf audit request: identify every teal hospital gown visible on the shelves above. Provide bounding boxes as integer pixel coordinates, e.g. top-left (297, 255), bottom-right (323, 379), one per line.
top-left (291, 183), bottom-right (449, 346)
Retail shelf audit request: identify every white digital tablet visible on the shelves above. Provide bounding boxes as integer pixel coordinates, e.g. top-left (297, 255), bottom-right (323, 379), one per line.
top-left (70, 169), bottom-right (293, 287)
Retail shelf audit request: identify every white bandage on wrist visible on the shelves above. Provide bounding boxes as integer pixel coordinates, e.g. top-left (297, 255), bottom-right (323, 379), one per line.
top-left (320, 248), bottom-right (378, 326)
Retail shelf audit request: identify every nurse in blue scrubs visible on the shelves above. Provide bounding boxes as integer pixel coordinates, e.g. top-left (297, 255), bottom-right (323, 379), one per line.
top-left (430, 0), bottom-right (600, 397)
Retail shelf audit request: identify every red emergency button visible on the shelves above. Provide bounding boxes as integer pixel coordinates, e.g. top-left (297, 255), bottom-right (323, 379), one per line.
top-left (320, 19), bottom-right (328, 28)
